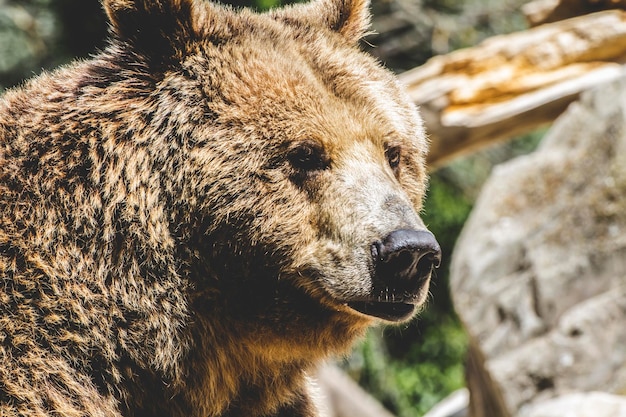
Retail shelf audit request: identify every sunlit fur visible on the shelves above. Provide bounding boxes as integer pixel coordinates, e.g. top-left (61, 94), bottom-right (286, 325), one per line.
top-left (0, 0), bottom-right (431, 416)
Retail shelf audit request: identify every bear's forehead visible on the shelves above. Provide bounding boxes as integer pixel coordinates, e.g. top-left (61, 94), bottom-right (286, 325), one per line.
top-left (198, 25), bottom-right (420, 151)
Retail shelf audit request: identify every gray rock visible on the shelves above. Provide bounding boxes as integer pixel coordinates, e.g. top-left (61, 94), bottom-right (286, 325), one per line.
top-left (450, 70), bottom-right (626, 416)
top-left (519, 392), bottom-right (626, 417)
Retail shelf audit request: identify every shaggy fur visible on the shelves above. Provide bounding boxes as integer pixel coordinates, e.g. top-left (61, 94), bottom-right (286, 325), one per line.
top-left (0, 0), bottom-right (434, 416)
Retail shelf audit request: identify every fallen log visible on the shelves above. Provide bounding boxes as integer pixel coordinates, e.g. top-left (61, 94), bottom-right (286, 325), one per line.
top-left (398, 10), bottom-right (626, 169)
top-left (317, 364), bottom-right (397, 417)
top-left (522, 0), bottom-right (626, 26)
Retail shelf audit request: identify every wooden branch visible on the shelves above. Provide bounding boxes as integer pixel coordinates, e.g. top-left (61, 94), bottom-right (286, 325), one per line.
top-left (422, 388), bottom-right (468, 417)
top-left (522, 0), bottom-right (626, 27)
top-left (397, 10), bottom-right (626, 169)
top-left (317, 364), bottom-right (397, 417)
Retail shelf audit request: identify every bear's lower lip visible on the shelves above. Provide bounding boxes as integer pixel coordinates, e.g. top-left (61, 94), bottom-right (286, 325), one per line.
top-left (346, 301), bottom-right (416, 322)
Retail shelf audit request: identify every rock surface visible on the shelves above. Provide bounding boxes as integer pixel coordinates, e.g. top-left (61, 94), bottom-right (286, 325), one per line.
top-left (519, 392), bottom-right (626, 417)
top-left (450, 71), bottom-right (626, 416)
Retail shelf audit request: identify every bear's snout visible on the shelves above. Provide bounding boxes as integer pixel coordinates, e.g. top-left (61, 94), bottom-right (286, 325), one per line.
top-left (347, 229), bottom-right (441, 322)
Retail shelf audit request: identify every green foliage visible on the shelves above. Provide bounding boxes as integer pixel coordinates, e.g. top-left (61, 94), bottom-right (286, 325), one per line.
top-left (213, 0), bottom-right (298, 10)
top-left (253, 0), bottom-right (281, 10)
top-left (389, 317), bottom-right (467, 416)
top-left (344, 316), bottom-right (468, 417)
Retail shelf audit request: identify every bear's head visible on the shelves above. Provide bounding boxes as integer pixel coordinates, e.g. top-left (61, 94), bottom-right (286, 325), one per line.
top-left (101, 0), bottom-right (440, 357)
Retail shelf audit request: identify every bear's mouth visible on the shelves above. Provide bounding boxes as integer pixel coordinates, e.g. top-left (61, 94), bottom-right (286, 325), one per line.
top-left (346, 301), bottom-right (416, 322)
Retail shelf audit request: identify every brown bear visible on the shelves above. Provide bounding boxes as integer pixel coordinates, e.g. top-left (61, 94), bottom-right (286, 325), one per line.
top-left (0, 0), bottom-right (441, 416)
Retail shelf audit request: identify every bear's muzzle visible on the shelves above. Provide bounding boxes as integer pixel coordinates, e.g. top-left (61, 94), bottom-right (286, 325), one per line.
top-left (347, 229), bottom-right (441, 322)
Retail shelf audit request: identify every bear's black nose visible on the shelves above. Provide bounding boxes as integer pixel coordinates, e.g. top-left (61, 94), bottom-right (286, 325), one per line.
top-left (372, 229), bottom-right (442, 287)
top-left (347, 230), bottom-right (442, 321)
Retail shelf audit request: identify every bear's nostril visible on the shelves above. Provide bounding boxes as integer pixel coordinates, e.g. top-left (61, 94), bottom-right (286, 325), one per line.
top-left (385, 249), bottom-right (415, 273)
top-left (373, 229), bottom-right (442, 284)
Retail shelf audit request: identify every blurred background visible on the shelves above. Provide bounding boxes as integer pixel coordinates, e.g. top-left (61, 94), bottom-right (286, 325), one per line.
top-left (1, 1), bottom-right (623, 416)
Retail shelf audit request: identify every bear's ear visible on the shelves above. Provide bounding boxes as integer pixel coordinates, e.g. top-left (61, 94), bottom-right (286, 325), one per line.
top-left (102, 0), bottom-right (197, 61)
top-left (275, 0), bottom-right (372, 44)
top-left (321, 0), bottom-right (372, 42)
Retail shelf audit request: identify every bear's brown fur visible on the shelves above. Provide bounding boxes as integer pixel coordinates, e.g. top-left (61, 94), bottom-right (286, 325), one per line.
top-left (0, 0), bottom-right (439, 416)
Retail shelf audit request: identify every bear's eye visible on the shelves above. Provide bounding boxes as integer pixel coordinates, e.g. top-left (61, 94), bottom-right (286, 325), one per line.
top-left (386, 146), bottom-right (401, 172)
top-left (287, 141), bottom-right (328, 173)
